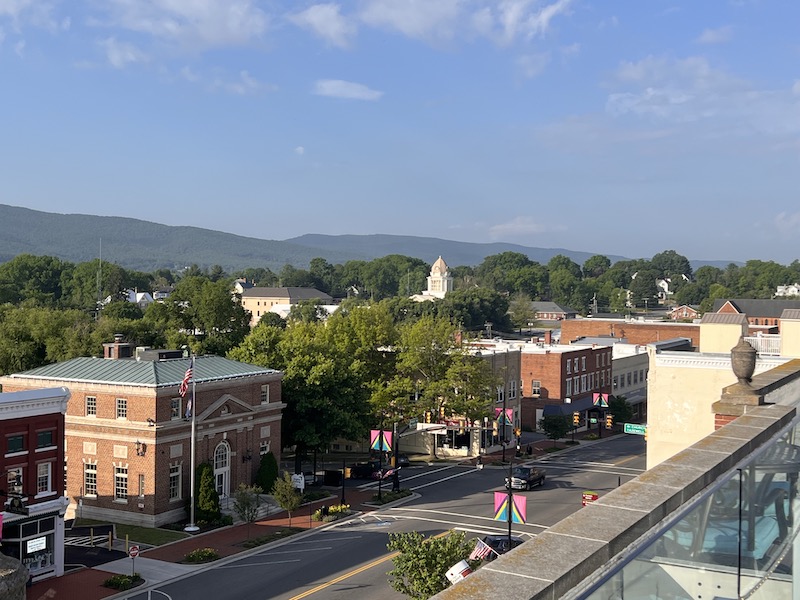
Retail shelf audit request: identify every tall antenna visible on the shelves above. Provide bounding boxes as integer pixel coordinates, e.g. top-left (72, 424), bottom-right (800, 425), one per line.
top-left (96, 239), bottom-right (102, 320)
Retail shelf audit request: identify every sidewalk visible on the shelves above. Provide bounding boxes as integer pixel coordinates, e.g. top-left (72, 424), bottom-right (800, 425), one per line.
top-left (27, 488), bottom-right (378, 600)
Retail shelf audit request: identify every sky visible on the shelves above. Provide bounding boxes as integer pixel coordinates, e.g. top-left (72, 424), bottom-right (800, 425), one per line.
top-left (2, 1), bottom-right (799, 265)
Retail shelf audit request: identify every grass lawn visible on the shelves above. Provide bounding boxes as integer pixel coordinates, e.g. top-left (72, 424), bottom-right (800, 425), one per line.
top-left (74, 518), bottom-right (191, 546)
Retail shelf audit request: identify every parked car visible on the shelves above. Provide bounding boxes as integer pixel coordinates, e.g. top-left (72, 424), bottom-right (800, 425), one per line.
top-left (504, 466), bottom-right (546, 490)
top-left (482, 535), bottom-right (524, 561)
top-left (396, 454), bottom-right (411, 468)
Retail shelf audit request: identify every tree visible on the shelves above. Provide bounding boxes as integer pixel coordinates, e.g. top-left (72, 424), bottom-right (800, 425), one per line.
top-left (547, 254), bottom-right (582, 280)
top-left (272, 472), bottom-right (301, 525)
top-left (651, 250), bottom-right (692, 280)
top-left (583, 255), bottom-right (611, 279)
top-left (609, 395), bottom-right (633, 425)
top-left (196, 462), bottom-right (221, 523)
top-left (233, 483), bottom-right (263, 538)
top-left (387, 530), bottom-right (474, 599)
top-left (538, 414), bottom-right (571, 448)
top-left (508, 292), bottom-right (536, 331)
top-left (255, 451), bottom-right (279, 494)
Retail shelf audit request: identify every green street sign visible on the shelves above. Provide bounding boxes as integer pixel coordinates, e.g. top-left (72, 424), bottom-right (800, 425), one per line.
top-left (624, 423), bottom-right (647, 435)
top-left (589, 417), bottom-right (597, 424)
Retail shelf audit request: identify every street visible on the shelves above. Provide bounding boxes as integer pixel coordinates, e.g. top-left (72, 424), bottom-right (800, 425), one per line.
top-left (124, 434), bottom-right (645, 600)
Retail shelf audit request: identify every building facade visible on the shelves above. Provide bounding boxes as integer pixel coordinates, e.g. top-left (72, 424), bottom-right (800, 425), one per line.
top-left (239, 287), bottom-right (333, 327)
top-left (0, 387), bottom-right (70, 582)
top-left (0, 341), bottom-right (284, 527)
top-left (410, 256), bottom-right (454, 302)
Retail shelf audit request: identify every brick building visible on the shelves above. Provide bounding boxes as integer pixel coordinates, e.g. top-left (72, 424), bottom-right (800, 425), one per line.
top-left (518, 340), bottom-right (613, 431)
top-left (561, 317), bottom-right (701, 348)
top-left (712, 298), bottom-right (800, 332)
top-left (0, 340), bottom-right (284, 527)
top-left (0, 387), bottom-right (70, 582)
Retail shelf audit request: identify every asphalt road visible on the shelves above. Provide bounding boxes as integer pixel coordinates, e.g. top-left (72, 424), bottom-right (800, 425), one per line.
top-left (124, 434), bottom-right (645, 600)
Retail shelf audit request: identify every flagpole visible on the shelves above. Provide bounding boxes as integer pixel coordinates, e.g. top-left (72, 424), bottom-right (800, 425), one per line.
top-left (185, 356), bottom-right (199, 533)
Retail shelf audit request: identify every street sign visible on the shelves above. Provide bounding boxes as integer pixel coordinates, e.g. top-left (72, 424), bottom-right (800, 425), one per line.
top-left (582, 491), bottom-right (599, 506)
top-left (129, 545), bottom-right (140, 558)
top-left (623, 423), bottom-right (647, 436)
top-left (589, 417), bottom-right (597, 424)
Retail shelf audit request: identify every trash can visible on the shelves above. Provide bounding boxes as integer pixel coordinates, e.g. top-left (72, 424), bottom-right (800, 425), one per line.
top-left (323, 470), bottom-right (342, 486)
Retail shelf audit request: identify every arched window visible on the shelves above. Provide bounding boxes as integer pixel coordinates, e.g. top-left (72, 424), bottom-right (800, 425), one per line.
top-left (214, 441), bottom-right (230, 498)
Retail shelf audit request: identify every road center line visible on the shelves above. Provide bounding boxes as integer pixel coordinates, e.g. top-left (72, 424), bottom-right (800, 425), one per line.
top-left (285, 532), bottom-right (449, 600)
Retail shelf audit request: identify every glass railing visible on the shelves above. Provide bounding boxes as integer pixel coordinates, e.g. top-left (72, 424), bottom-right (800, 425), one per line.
top-left (573, 416), bottom-right (800, 599)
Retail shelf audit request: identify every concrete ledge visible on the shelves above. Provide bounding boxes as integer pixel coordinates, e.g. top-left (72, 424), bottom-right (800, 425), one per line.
top-left (434, 404), bottom-right (796, 600)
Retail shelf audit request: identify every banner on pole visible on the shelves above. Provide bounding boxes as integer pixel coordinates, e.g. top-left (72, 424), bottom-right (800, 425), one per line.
top-left (493, 491), bottom-right (526, 524)
top-left (593, 393), bottom-right (609, 408)
top-left (494, 408), bottom-right (513, 426)
top-left (370, 429), bottom-right (392, 452)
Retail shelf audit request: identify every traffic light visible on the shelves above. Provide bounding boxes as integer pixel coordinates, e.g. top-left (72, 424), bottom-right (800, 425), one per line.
top-left (573, 412), bottom-right (580, 426)
top-left (644, 427), bottom-right (648, 442)
top-left (605, 414), bottom-right (613, 429)
top-left (425, 411), bottom-right (431, 423)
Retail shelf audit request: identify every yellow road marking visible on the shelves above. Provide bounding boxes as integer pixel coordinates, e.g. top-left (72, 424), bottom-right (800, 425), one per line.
top-left (615, 454), bottom-right (640, 467)
top-left (286, 531), bottom-right (449, 600)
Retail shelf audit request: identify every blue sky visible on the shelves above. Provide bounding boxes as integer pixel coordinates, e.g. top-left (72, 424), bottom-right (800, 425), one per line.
top-left (2, 1), bottom-right (799, 265)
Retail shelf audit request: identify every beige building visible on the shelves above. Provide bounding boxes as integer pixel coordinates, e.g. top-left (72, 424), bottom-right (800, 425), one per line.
top-left (239, 287), bottom-right (333, 327)
top-left (646, 310), bottom-right (800, 469)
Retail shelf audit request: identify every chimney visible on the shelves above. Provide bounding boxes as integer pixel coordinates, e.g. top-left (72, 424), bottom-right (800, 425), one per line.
top-left (544, 330), bottom-right (552, 345)
top-left (103, 334), bottom-right (134, 360)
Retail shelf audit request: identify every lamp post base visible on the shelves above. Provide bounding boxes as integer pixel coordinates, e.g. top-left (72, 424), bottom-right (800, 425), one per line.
top-left (184, 524), bottom-right (200, 532)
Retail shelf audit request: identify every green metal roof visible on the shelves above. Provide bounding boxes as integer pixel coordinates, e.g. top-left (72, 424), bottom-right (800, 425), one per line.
top-left (8, 356), bottom-right (280, 389)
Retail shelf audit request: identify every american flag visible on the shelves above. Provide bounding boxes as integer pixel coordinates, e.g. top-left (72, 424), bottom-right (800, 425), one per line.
top-left (179, 361), bottom-right (193, 398)
top-left (468, 539), bottom-right (494, 561)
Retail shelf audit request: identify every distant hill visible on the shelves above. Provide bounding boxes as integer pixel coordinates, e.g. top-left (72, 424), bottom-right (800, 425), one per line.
top-left (0, 204), bottom-right (736, 272)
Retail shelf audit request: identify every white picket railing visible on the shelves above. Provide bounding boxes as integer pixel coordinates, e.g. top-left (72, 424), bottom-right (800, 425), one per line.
top-left (744, 335), bottom-right (781, 355)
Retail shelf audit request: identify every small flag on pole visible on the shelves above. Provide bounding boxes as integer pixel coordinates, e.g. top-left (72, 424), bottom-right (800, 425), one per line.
top-left (179, 362), bottom-right (193, 397)
top-left (468, 539), bottom-right (494, 561)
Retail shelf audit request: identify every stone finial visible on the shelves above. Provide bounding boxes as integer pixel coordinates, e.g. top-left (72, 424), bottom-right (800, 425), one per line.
top-left (731, 336), bottom-right (756, 385)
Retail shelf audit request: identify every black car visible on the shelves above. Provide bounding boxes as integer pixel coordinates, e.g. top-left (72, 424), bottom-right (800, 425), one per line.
top-left (396, 454), bottom-right (411, 468)
top-left (349, 460), bottom-right (381, 479)
top-left (482, 535), bottom-right (524, 561)
top-left (504, 466), bottom-right (546, 490)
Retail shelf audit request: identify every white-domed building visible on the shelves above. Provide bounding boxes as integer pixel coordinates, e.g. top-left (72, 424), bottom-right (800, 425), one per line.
top-left (410, 256), bottom-right (454, 302)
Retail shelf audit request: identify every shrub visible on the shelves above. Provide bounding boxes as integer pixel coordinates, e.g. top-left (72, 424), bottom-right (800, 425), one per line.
top-left (184, 547), bottom-right (220, 563)
top-left (311, 503), bottom-right (351, 521)
top-left (103, 574), bottom-right (142, 590)
top-left (196, 462), bottom-right (221, 522)
top-left (255, 451), bottom-right (279, 493)
top-left (371, 489), bottom-right (411, 504)
top-left (584, 433), bottom-right (599, 441)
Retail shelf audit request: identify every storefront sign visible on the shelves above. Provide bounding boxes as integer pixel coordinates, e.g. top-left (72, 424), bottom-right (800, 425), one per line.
top-left (27, 536), bottom-right (47, 553)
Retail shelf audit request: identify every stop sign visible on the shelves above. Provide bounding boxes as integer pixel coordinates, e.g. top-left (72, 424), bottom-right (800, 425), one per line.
top-left (129, 545), bottom-right (140, 558)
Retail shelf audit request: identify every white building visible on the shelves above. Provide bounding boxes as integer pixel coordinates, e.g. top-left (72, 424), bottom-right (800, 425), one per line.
top-left (410, 256), bottom-right (454, 302)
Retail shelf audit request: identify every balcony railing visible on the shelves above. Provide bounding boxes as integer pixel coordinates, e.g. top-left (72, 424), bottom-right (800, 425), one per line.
top-left (745, 334), bottom-right (782, 356)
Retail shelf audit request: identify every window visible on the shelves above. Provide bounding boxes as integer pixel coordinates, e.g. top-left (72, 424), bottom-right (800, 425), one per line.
top-left (170, 398), bottom-right (181, 420)
top-left (566, 360), bottom-right (571, 375)
top-left (633, 370), bottom-right (638, 384)
top-left (531, 380), bottom-right (541, 396)
top-left (613, 375), bottom-right (618, 389)
top-left (259, 441), bottom-right (270, 456)
top-left (496, 385), bottom-right (505, 403)
top-left (138, 474), bottom-right (145, 498)
top-left (37, 463), bottom-right (52, 495)
top-left (589, 373), bottom-right (595, 390)
top-left (509, 380), bottom-right (517, 399)
top-left (114, 466), bottom-right (128, 500)
top-left (626, 372), bottom-right (632, 387)
top-left (573, 358), bottom-right (578, 371)
top-left (639, 369), bottom-right (644, 382)
top-left (86, 396), bottom-right (97, 416)
top-left (581, 375), bottom-right (587, 393)
top-left (36, 431), bottom-right (54, 449)
top-left (596, 355), bottom-right (599, 368)
top-left (6, 434), bottom-right (25, 454)
top-left (84, 462), bottom-right (97, 497)
top-left (7, 468), bottom-right (23, 494)
top-left (260, 385), bottom-right (270, 404)
top-left (116, 398), bottom-right (127, 419)
top-left (169, 465), bottom-right (181, 500)
top-left (582, 357), bottom-right (586, 371)
top-left (566, 378), bottom-right (572, 396)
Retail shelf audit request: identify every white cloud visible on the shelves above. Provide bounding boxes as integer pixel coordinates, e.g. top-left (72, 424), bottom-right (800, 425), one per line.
top-left (605, 55), bottom-right (800, 136)
top-left (313, 79), bottom-right (383, 100)
top-left (180, 65), bottom-right (200, 83)
top-left (470, 0), bottom-right (573, 46)
top-left (792, 80), bottom-right (800, 96)
top-left (98, 0), bottom-right (270, 50)
top-left (359, 0), bottom-right (461, 41)
top-left (517, 52), bottom-right (550, 78)
top-left (99, 37), bottom-right (148, 69)
top-left (13, 38), bottom-right (23, 57)
top-left (211, 70), bottom-right (265, 95)
top-left (489, 216), bottom-right (562, 238)
top-left (288, 3), bottom-right (356, 48)
top-left (774, 211), bottom-right (800, 235)
top-left (0, 0), bottom-right (60, 32)
top-left (696, 25), bottom-right (733, 44)
top-left (560, 42), bottom-right (580, 57)
top-left (295, 146), bottom-right (305, 155)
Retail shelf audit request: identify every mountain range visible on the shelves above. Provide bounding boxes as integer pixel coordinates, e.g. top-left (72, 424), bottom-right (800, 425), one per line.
top-left (0, 204), bottom-right (732, 273)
